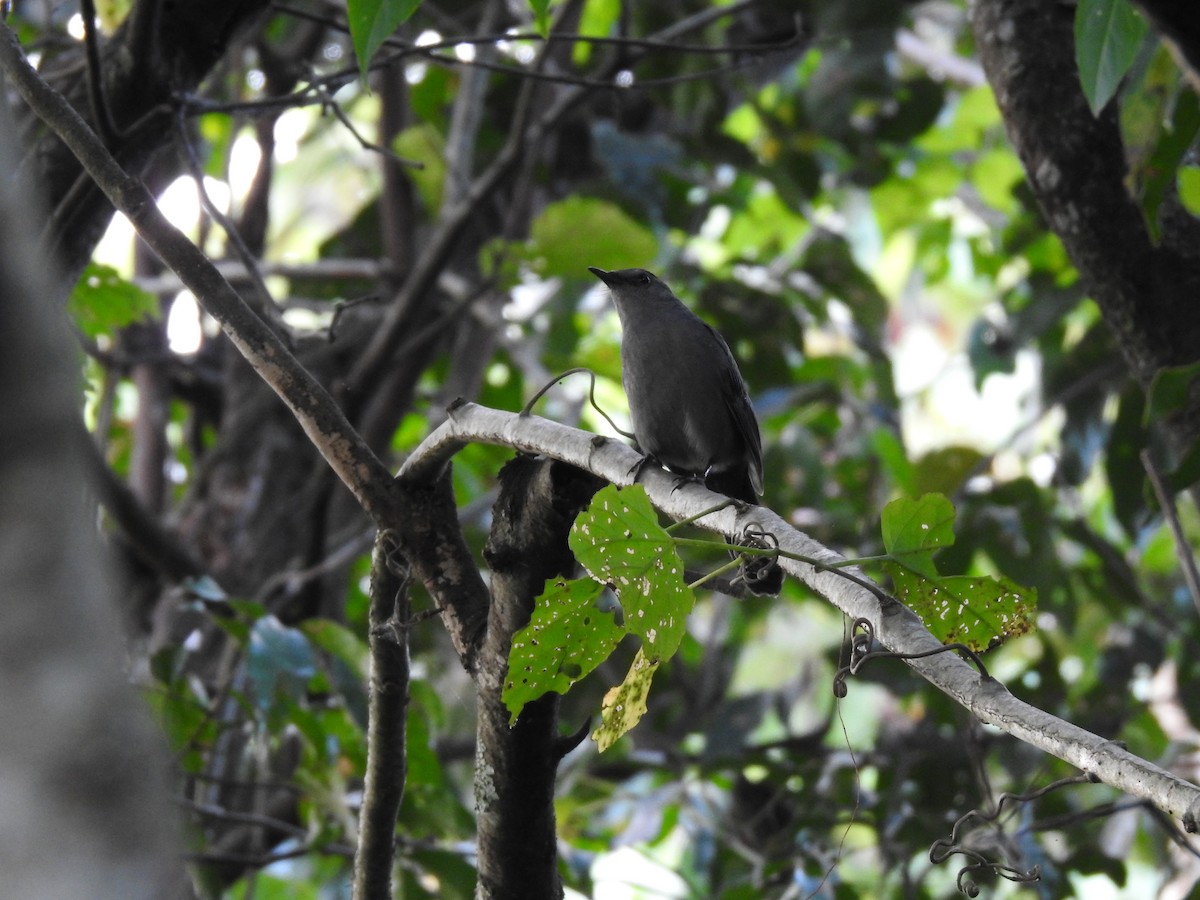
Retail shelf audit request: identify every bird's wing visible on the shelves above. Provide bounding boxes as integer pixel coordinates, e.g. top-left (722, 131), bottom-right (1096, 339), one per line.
top-left (706, 323), bottom-right (765, 497)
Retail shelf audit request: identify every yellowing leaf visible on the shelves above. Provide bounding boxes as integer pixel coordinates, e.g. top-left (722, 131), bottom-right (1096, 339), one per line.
top-left (592, 647), bottom-right (659, 752)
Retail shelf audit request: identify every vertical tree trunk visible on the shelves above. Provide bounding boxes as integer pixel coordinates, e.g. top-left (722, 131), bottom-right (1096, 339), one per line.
top-left (474, 457), bottom-right (604, 900)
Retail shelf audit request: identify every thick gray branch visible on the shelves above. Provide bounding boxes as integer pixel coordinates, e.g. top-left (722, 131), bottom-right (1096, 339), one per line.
top-left (971, 0), bottom-right (1200, 452)
top-left (401, 401), bottom-right (1200, 830)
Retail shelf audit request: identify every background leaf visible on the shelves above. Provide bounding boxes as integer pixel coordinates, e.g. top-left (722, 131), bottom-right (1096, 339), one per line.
top-left (526, 196), bottom-right (658, 278)
top-left (69, 263), bottom-right (158, 338)
top-left (246, 615), bottom-right (317, 709)
top-left (347, 0), bottom-right (422, 77)
top-left (1075, 0), bottom-right (1149, 113)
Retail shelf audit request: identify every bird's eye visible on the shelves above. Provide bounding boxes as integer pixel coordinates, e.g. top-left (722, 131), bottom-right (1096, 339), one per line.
top-left (638, 273), bottom-right (651, 286)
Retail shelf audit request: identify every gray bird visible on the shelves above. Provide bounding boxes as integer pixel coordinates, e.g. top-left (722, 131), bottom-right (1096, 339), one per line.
top-left (589, 266), bottom-right (782, 595)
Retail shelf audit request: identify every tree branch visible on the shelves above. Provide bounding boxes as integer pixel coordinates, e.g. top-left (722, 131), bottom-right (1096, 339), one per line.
top-left (0, 23), bottom-right (399, 526)
top-left (392, 466), bottom-right (491, 672)
top-left (353, 533), bottom-right (411, 900)
top-left (474, 456), bottom-right (603, 900)
top-left (970, 0), bottom-right (1200, 453)
top-left (400, 401), bottom-right (1200, 831)
top-left (0, 66), bottom-right (179, 897)
top-left (344, 0), bottom-right (769, 401)
top-left (25, 0), bottom-right (272, 281)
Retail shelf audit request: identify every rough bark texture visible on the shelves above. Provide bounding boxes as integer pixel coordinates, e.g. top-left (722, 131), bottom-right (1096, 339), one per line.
top-left (971, 0), bottom-right (1200, 454)
top-left (353, 534), bottom-right (411, 900)
top-left (474, 457), bottom-right (604, 900)
top-left (392, 466), bottom-right (492, 671)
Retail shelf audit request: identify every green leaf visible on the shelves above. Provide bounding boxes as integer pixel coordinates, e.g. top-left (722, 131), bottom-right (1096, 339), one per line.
top-left (404, 704), bottom-right (443, 787)
top-left (574, 0), bottom-right (619, 66)
top-left (1145, 361), bottom-right (1200, 422)
top-left (890, 569), bottom-right (1036, 653)
top-left (592, 647), bottom-right (660, 752)
top-left (1105, 383), bottom-right (1147, 536)
top-left (68, 263), bottom-right (159, 338)
top-left (207, 597), bottom-right (266, 644)
top-left (502, 577), bottom-right (625, 723)
top-left (393, 124), bottom-right (446, 213)
top-left (246, 615), bottom-right (317, 709)
top-left (912, 447), bottom-right (985, 499)
top-left (1179, 166), bottom-right (1200, 217)
top-left (870, 427), bottom-right (914, 497)
top-left (347, 0), bottom-right (422, 79)
top-left (569, 484), bottom-right (695, 660)
top-left (526, 196), bottom-right (657, 278)
top-left (1075, 0), bottom-right (1149, 114)
top-left (1167, 437), bottom-right (1200, 493)
top-left (882, 494), bottom-right (1036, 651)
top-left (528, 0), bottom-right (553, 36)
top-left (971, 147), bottom-right (1024, 215)
top-left (1132, 76), bottom-right (1200, 238)
top-left (880, 494), bottom-right (957, 579)
top-left (299, 619), bottom-right (370, 680)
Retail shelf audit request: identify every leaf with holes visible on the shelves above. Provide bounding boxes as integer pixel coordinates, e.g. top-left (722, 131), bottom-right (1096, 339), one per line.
top-left (502, 577), bottom-right (625, 723)
top-left (592, 647), bottom-right (660, 752)
top-left (882, 494), bottom-right (1036, 651)
top-left (569, 484), bottom-right (695, 660)
top-left (890, 569), bottom-right (1036, 653)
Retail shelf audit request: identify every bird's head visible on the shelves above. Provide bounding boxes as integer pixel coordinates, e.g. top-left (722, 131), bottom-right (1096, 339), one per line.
top-left (587, 267), bottom-right (678, 309)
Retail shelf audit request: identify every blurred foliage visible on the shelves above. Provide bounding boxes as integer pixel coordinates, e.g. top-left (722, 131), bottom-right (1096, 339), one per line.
top-left (47, 0), bottom-right (1200, 896)
top-left (68, 263), bottom-right (159, 338)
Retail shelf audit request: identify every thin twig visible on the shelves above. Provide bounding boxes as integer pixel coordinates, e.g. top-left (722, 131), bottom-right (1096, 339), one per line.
top-left (174, 104), bottom-right (278, 321)
top-left (1141, 448), bottom-right (1200, 618)
top-left (0, 21), bottom-right (400, 525)
top-left (521, 367), bottom-right (635, 440)
top-left (79, 0), bottom-right (118, 145)
top-left (311, 75), bottom-right (423, 168)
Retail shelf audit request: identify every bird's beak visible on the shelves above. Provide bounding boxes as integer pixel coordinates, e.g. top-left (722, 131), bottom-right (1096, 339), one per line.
top-left (588, 266), bottom-right (613, 284)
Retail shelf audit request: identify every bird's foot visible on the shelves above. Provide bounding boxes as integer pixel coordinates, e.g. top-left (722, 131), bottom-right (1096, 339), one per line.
top-left (668, 471), bottom-right (707, 495)
top-left (626, 452), bottom-right (662, 483)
